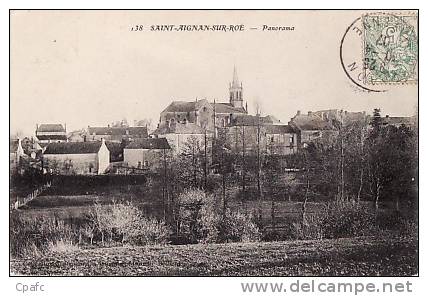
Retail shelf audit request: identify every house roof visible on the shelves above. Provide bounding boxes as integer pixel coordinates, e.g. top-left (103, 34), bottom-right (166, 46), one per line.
top-left (44, 142), bottom-right (105, 155)
top-left (232, 114), bottom-right (281, 126)
top-left (125, 138), bottom-right (171, 150)
top-left (212, 102), bottom-right (246, 114)
top-left (290, 114), bottom-right (334, 131)
top-left (87, 126), bottom-right (148, 137)
top-left (265, 125), bottom-right (296, 134)
top-left (153, 122), bottom-right (208, 135)
top-left (382, 116), bottom-right (415, 126)
top-left (36, 135), bottom-right (68, 141)
top-left (37, 124), bottom-right (66, 133)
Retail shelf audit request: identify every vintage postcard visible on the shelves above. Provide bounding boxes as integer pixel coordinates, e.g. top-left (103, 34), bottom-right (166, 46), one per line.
top-left (9, 9), bottom-right (418, 281)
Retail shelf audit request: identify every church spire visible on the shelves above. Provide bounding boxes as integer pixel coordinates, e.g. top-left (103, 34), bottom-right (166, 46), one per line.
top-left (232, 65), bottom-right (239, 88)
top-left (229, 65), bottom-right (244, 109)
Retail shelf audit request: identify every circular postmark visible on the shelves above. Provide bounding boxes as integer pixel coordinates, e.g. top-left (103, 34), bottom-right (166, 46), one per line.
top-left (340, 12), bottom-right (418, 92)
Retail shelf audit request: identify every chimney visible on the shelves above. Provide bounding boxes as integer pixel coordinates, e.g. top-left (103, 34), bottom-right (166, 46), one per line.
top-left (386, 115), bottom-right (389, 118)
top-left (101, 138), bottom-right (105, 145)
top-left (36, 124), bottom-right (38, 132)
top-left (297, 110), bottom-right (301, 116)
top-left (308, 111), bottom-right (312, 116)
top-left (64, 123), bottom-right (67, 132)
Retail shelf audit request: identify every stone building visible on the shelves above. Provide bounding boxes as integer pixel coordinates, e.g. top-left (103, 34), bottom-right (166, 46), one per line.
top-left (289, 111), bottom-right (337, 148)
top-left (265, 125), bottom-right (298, 155)
top-left (152, 122), bottom-right (212, 154)
top-left (124, 138), bottom-right (171, 170)
top-left (43, 139), bottom-right (110, 175)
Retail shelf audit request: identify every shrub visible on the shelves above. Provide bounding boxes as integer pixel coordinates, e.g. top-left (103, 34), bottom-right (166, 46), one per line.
top-left (47, 239), bottom-right (80, 253)
top-left (290, 202), bottom-right (378, 240)
top-left (218, 209), bottom-right (261, 243)
top-left (90, 201), bottom-right (170, 246)
top-left (10, 214), bottom-right (77, 258)
top-left (129, 218), bottom-right (170, 245)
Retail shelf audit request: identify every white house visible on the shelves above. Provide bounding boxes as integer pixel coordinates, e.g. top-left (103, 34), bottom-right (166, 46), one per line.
top-left (43, 139), bottom-right (110, 175)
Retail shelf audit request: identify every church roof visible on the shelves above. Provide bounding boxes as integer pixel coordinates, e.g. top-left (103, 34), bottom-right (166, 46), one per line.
top-left (211, 102), bottom-right (246, 114)
top-left (153, 122), bottom-right (208, 135)
top-left (162, 99), bottom-right (209, 113)
top-left (162, 99), bottom-right (246, 114)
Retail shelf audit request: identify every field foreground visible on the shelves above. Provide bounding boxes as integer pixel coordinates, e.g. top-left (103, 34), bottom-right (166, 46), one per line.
top-left (11, 236), bottom-right (417, 276)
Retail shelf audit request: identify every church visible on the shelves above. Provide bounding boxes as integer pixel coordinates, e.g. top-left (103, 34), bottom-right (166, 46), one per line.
top-left (158, 66), bottom-right (248, 132)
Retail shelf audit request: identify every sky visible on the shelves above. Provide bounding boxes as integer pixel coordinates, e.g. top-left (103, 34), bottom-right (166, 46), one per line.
top-left (10, 10), bottom-right (418, 136)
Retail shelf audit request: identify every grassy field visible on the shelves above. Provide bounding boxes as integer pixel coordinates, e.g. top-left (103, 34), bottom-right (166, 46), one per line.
top-left (10, 235), bottom-right (417, 276)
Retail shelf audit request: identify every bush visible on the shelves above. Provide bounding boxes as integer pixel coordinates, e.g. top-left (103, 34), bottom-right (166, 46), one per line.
top-left (90, 201), bottom-right (170, 246)
top-left (315, 202), bottom-right (378, 239)
top-left (129, 218), bottom-right (169, 245)
top-left (176, 189), bottom-right (260, 243)
top-left (217, 209), bottom-right (261, 243)
top-left (10, 214), bottom-right (77, 258)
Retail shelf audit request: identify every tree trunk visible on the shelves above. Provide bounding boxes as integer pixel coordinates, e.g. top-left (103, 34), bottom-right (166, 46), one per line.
top-left (301, 178), bottom-right (310, 226)
top-left (375, 177), bottom-right (381, 212)
top-left (357, 168), bottom-right (364, 204)
top-left (271, 196), bottom-right (276, 229)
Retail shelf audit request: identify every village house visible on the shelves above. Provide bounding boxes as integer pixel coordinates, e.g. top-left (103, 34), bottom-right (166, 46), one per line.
top-left (10, 139), bottom-right (25, 173)
top-left (382, 115), bottom-right (416, 129)
top-left (124, 138), bottom-right (171, 170)
top-left (289, 111), bottom-right (337, 148)
top-left (152, 122), bottom-right (211, 154)
top-left (312, 109), bottom-right (367, 126)
top-left (43, 139), bottom-right (110, 175)
top-left (159, 66), bottom-right (248, 131)
top-left (265, 125), bottom-right (298, 155)
top-left (35, 123), bottom-right (67, 144)
top-left (86, 126), bottom-right (148, 143)
top-left (225, 114), bottom-right (298, 155)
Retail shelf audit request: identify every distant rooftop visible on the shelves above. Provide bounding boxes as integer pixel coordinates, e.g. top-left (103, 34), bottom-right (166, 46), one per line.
top-left (88, 126), bottom-right (148, 137)
top-left (125, 138), bottom-right (170, 150)
top-left (36, 124), bottom-right (66, 133)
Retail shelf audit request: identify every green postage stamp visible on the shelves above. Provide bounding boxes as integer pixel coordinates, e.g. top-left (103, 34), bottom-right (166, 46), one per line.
top-left (362, 13), bottom-right (418, 84)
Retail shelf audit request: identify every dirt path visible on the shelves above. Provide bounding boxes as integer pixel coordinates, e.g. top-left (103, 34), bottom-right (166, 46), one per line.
top-left (10, 236), bottom-right (417, 276)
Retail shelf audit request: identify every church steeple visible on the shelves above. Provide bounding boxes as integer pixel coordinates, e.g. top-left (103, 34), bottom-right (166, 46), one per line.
top-left (229, 65), bottom-right (244, 109)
